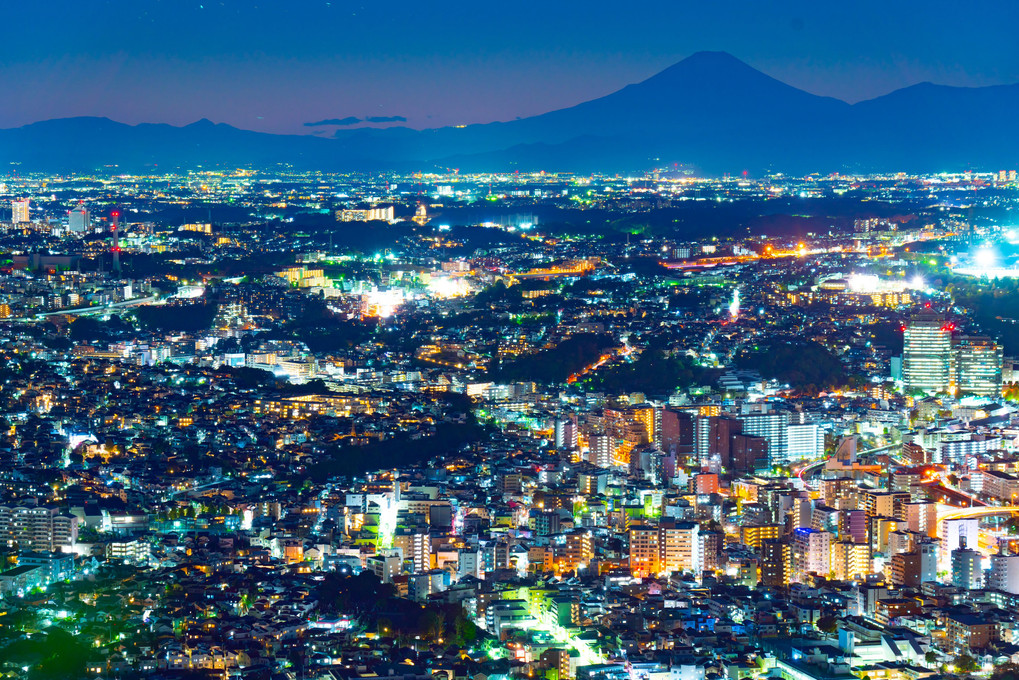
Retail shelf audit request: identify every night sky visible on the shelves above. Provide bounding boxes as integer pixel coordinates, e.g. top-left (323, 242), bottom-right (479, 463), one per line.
top-left (4, 1), bottom-right (1018, 135)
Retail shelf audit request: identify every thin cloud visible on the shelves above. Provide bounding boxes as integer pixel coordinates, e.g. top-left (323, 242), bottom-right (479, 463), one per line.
top-left (305, 115), bottom-right (407, 127)
top-left (304, 117), bottom-right (362, 127)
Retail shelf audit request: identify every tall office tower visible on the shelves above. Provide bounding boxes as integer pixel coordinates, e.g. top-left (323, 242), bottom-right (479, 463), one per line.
top-left (903, 312), bottom-right (955, 394)
top-left (956, 335), bottom-right (1003, 397)
top-left (951, 540), bottom-right (984, 590)
top-left (68, 204), bottom-right (90, 233)
top-left (11, 199), bottom-right (29, 224)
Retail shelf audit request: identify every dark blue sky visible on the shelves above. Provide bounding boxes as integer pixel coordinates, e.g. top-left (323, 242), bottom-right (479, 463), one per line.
top-left (3, 0), bottom-right (1018, 134)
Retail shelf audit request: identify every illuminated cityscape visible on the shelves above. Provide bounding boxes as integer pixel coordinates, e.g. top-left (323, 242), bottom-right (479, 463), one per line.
top-left (0, 166), bottom-right (1013, 679)
top-left (4, 3), bottom-right (1019, 680)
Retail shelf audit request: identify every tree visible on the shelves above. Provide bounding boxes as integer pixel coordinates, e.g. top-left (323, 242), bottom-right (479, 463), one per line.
top-left (953, 654), bottom-right (979, 674)
top-left (454, 611), bottom-right (477, 645)
top-left (815, 616), bottom-right (838, 634)
top-left (419, 609), bottom-right (446, 641)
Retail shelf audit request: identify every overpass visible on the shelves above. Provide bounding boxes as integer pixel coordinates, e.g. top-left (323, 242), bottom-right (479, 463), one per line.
top-left (936, 505), bottom-right (1019, 539)
top-left (32, 295), bottom-right (159, 318)
top-left (797, 441), bottom-right (902, 490)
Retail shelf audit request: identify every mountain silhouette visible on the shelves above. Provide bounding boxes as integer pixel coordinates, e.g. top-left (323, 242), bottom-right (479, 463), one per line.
top-left (2, 52), bottom-right (1017, 174)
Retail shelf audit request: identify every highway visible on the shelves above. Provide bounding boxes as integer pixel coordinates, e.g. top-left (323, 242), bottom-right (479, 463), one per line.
top-left (936, 505), bottom-right (1019, 553)
top-left (797, 441), bottom-right (901, 490)
top-left (33, 295), bottom-right (159, 318)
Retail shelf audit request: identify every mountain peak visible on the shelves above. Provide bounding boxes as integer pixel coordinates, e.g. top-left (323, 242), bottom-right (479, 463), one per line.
top-left (666, 51), bottom-right (759, 76)
top-left (681, 50), bottom-right (748, 67)
top-left (634, 50), bottom-right (784, 93)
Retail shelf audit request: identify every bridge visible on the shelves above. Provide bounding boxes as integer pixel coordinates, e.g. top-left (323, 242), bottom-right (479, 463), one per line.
top-left (797, 441), bottom-right (901, 490)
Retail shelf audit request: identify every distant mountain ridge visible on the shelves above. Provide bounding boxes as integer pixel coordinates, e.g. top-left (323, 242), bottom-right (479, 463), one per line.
top-left (3, 51), bottom-right (1019, 174)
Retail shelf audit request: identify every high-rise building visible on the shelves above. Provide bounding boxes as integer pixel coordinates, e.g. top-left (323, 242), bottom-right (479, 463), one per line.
top-left (587, 433), bottom-right (612, 469)
top-left (955, 335), bottom-right (1003, 397)
top-left (919, 541), bottom-right (938, 584)
top-left (730, 433), bottom-right (768, 475)
top-left (862, 490), bottom-right (910, 521)
top-left (838, 509), bottom-right (868, 544)
top-left (554, 416), bottom-right (578, 450)
top-left (903, 312), bottom-right (955, 394)
top-left (760, 538), bottom-right (791, 586)
top-left (628, 525), bottom-right (661, 577)
top-left (660, 408), bottom-right (695, 462)
top-left (628, 521), bottom-right (701, 577)
top-left (904, 502), bottom-right (938, 537)
top-left (740, 524), bottom-right (782, 549)
top-left (631, 405), bottom-right (661, 449)
top-left (942, 518), bottom-right (979, 566)
top-left (392, 527), bottom-right (431, 573)
top-left (660, 521), bottom-right (701, 575)
top-left (552, 529), bottom-right (593, 573)
top-left (68, 204), bottom-right (90, 233)
top-left (696, 414), bottom-right (741, 469)
top-left (786, 422), bottom-right (824, 461)
top-left (951, 542), bottom-right (983, 590)
top-left (832, 541), bottom-right (870, 581)
top-left (740, 412), bottom-right (788, 464)
top-left (11, 199), bottom-right (29, 224)
top-left (988, 550), bottom-right (1019, 595)
top-left (792, 527), bottom-right (831, 580)
top-left (889, 551), bottom-right (920, 586)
